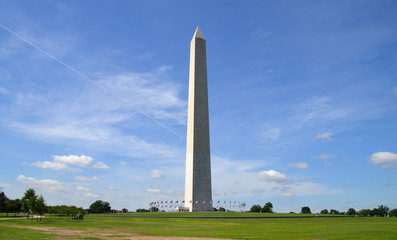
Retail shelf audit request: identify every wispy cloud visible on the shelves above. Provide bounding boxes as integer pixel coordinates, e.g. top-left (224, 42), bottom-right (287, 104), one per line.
top-left (149, 170), bottom-right (165, 179)
top-left (280, 193), bottom-right (295, 197)
top-left (261, 127), bottom-right (281, 142)
top-left (76, 186), bottom-right (90, 191)
top-left (288, 162), bottom-right (309, 169)
top-left (313, 132), bottom-right (333, 142)
top-left (84, 193), bottom-right (99, 198)
top-left (313, 154), bottom-right (333, 159)
top-left (74, 176), bottom-right (99, 182)
top-left (0, 25), bottom-right (186, 160)
top-left (146, 188), bottom-right (161, 194)
top-left (17, 175), bottom-right (68, 192)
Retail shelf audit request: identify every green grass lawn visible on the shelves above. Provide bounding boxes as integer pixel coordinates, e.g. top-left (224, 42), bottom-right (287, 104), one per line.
top-left (1, 213), bottom-right (396, 239)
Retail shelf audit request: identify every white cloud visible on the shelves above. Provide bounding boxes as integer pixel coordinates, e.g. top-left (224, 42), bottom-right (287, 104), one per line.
top-left (313, 132), bottom-right (333, 142)
top-left (16, 175), bottom-right (68, 192)
top-left (146, 188), bottom-right (160, 194)
top-left (31, 161), bottom-right (77, 171)
top-left (84, 193), bottom-right (99, 198)
top-left (313, 154), bottom-right (333, 159)
top-left (369, 152), bottom-right (397, 169)
top-left (149, 170), bottom-right (165, 178)
top-left (54, 155), bottom-right (93, 166)
top-left (120, 161), bottom-right (128, 166)
top-left (53, 155), bottom-right (109, 169)
top-left (74, 176), bottom-right (99, 181)
top-left (76, 186), bottom-right (90, 191)
top-left (108, 186), bottom-right (115, 190)
top-left (288, 162), bottom-right (309, 169)
top-left (258, 170), bottom-right (291, 183)
top-left (280, 193), bottom-right (295, 197)
top-left (32, 155), bottom-right (109, 171)
top-left (91, 161), bottom-right (110, 169)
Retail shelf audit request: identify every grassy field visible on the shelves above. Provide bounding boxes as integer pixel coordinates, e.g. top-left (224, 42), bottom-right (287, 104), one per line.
top-left (1, 213), bottom-right (396, 239)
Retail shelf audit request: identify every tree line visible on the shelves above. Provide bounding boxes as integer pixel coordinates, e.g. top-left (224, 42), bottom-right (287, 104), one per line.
top-left (249, 202), bottom-right (397, 217)
top-left (3, 189), bottom-right (396, 217)
top-left (0, 188), bottom-right (114, 219)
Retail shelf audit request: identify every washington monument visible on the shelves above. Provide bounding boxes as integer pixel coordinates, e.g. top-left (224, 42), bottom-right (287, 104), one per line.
top-left (184, 27), bottom-right (213, 212)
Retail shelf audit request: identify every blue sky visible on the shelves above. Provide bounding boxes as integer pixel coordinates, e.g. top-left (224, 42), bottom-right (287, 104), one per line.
top-left (1, 0), bottom-right (397, 213)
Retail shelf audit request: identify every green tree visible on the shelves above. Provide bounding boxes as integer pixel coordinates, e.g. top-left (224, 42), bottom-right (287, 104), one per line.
top-left (301, 206), bottom-right (311, 214)
top-left (149, 207), bottom-right (159, 212)
top-left (5, 199), bottom-right (22, 217)
top-left (346, 208), bottom-right (356, 215)
top-left (389, 209), bottom-right (397, 217)
top-left (250, 204), bottom-right (262, 212)
top-left (320, 209), bottom-right (329, 214)
top-left (262, 202), bottom-right (273, 213)
top-left (373, 205), bottom-right (389, 217)
top-left (21, 188), bottom-right (37, 219)
top-left (88, 200), bottom-right (111, 213)
top-left (34, 195), bottom-right (47, 221)
top-left (358, 209), bottom-right (372, 216)
top-left (0, 190), bottom-right (9, 212)
top-left (122, 208), bottom-right (129, 213)
top-left (330, 209), bottom-right (339, 214)
top-left (136, 208), bottom-right (149, 212)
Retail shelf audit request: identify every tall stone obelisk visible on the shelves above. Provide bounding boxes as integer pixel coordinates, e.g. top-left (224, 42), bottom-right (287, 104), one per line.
top-left (184, 27), bottom-right (212, 212)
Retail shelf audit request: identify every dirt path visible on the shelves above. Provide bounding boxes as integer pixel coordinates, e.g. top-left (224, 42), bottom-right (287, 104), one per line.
top-left (1, 224), bottom-right (233, 240)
